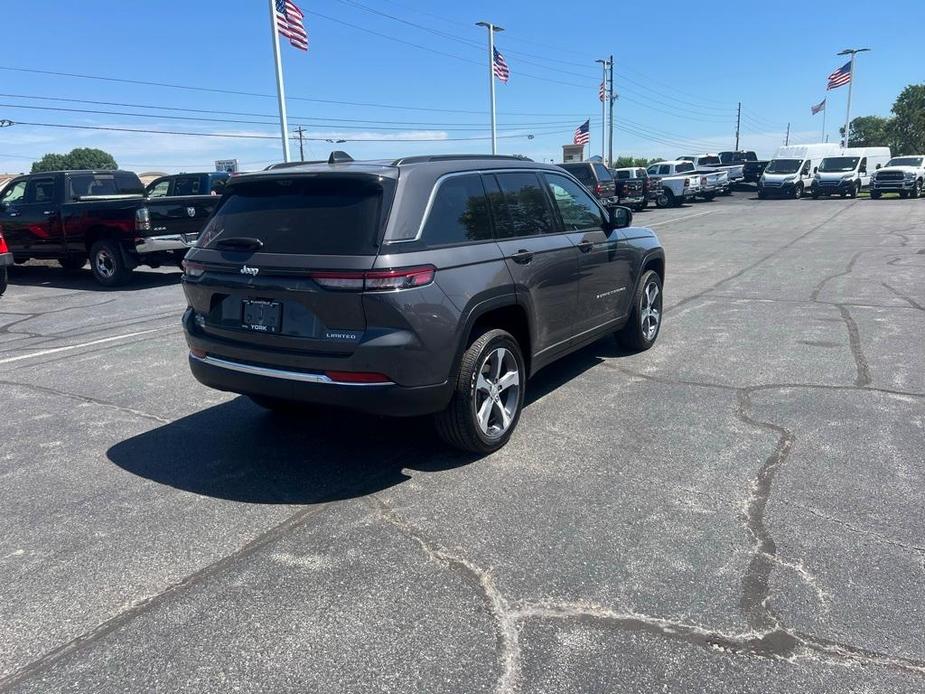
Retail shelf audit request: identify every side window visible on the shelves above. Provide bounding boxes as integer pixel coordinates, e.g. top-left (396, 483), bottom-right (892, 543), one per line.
top-left (173, 177), bottom-right (201, 196)
top-left (801, 160), bottom-right (811, 176)
top-left (647, 166), bottom-right (657, 176)
top-left (489, 172), bottom-right (555, 239)
top-left (543, 173), bottom-right (604, 231)
top-left (420, 174), bottom-right (492, 246)
top-left (1, 179), bottom-right (28, 204)
top-left (859, 157), bottom-right (867, 173)
top-left (593, 164), bottom-right (613, 182)
top-left (147, 179), bottom-right (170, 197)
top-left (28, 178), bottom-right (57, 204)
top-left (658, 165), bottom-right (671, 175)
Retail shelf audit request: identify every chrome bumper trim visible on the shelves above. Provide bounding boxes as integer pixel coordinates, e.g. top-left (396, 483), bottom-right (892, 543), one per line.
top-left (190, 353), bottom-right (395, 386)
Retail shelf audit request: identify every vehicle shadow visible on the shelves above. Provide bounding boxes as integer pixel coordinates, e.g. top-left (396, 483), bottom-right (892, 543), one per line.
top-left (7, 264), bottom-right (182, 291)
top-left (107, 337), bottom-right (629, 505)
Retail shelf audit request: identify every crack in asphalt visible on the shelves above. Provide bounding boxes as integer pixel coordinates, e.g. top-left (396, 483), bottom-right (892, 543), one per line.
top-left (811, 249), bottom-right (865, 301)
top-left (836, 304), bottom-right (872, 387)
top-left (881, 282), bottom-right (925, 311)
top-left (0, 379), bottom-right (172, 425)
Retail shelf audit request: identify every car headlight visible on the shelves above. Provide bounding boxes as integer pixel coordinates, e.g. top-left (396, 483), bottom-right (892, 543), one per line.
top-left (784, 176), bottom-right (797, 183)
top-left (904, 172), bottom-right (915, 179)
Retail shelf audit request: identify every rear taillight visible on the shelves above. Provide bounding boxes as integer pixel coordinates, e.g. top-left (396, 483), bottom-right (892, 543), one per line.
top-left (182, 260), bottom-right (205, 278)
top-left (135, 207), bottom-right (151, 232)
top-left (0, 232), bottom-right (8, 254)
top-left (324, 371), bottom-right (391, 384)
top-left (594, 183), bottom-right (604, 196)
top-left (310, 265), bottom-right (435, 292)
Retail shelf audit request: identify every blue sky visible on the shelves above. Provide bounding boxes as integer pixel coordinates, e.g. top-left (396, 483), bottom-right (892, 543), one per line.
top-left (1, 0), bottom-right (922, 174)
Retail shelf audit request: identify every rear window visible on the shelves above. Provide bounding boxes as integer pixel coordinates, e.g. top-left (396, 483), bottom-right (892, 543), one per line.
top-left (614, 170), bottom-right (631, 179)
top-left (593, 164), bottom-right (613, 181)
top-left (67, 172), bottom-right (144, 199)
top-left (420, 174), bottom-right (492, 246)
top-left (173, 176), bottom-right (202, 196)
top-left (676, 162), bottom-right (695, 173)
top-left (559, 164), bottom-right (593, 185)
top-left (198, 176), bottom-right (394, 255)
top-left (699, 156), bottom-right (721, 166)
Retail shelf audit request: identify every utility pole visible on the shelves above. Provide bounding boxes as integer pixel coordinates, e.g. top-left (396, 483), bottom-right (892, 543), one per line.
top-left (596, 58), bottom-right (607, 161)
top-left (607, 54), bottom-right (614, 167)
top-left (785, 122), bottom-right (790, 146)
top-left (476, 21), bottom-right (504, 155)
top-left (837, 47), bottom-right (870, 148)
top-left (735, 102), bottom-right (741, 150)
top-left (293, 126), bottom-right (306, 161)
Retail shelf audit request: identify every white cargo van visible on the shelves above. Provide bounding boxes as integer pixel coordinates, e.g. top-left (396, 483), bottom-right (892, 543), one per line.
top-left (757, 143), bottom-right (841, 199)
top-left (813, 147), bottom-right (892, 198)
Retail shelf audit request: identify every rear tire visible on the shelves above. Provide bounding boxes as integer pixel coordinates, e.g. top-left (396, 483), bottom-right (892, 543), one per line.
top-left (58, 255), bottom-right (87, 271)
top-left (616, 270), bottom-right (663, 352)
top-left (90, 239), bottom-right (132, 287)
top-left (0, 267), bottom-right (7, 296)
top-left (435, 329), bottom-right (525, 454)
top-left (656, 190), bottom-right (673, 208)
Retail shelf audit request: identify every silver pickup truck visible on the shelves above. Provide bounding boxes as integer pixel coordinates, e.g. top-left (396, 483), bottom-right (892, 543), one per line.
top-left (653, 160), bottom-right (727, 201)
top-left (679, 154), bottom-right (742, 192)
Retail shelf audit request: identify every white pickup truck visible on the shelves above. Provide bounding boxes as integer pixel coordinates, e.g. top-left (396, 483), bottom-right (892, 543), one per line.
top-left (679, 154), bottom-right (742, 189)
top-left (870, 155), bottom-right (925, 199)
top-left (646, 161), bottom-right (702, 207)
top-left (651, 160), bottom-right (727, 201)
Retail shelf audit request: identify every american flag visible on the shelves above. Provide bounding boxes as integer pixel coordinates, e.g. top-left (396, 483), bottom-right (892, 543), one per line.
top-left (826, 61), bottom-right (851, 90)
top-left (493, 47), bottom-right (510, 83)
top-left (573, 119), bottom-right (590, 146)
top-left (599, 81), bottom-right (606, 102)
top-left (811, 98), bottom-right (826, 115)
top-left (276, 0), bottom-right (308, 51)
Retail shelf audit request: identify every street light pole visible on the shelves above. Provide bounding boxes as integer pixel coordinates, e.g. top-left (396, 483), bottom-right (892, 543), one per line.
top-left (837, 47), bottom-right (870, 148)
top-left (476, 21), bottom-right (504, 155)
top-left (596, 58), bottom-right (607, 161)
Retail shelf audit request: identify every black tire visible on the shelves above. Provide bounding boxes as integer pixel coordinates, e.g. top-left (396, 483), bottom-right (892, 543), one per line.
top-left (89, 239), bottom-right (132, 287)
top-left (58, 255), bottom-right (87, 271)
top-left (912, 180), bottom-right (923, 199)
top-left (673, 193), bottom-right (685, 207)
top-left (870, 191), bottom-right (881, 200)
top-left (899, 191), bottom-right (909, 199)
top-left (656, 190), bottom-right (673, 208)
top-left (721, 187), bottom-right (732, 196)
top-left (702, 192), bottom-right (716, 201)
top-left (616, 270), bottom-right (663, 352)
top-left (638, 199), bottom-right (648, 210)
top-left (848, 182), bottom-right (860, 199)
top-left (792, 183), bottom-right (803, 199)
top-left (757, 191), bottom-right (767, 200)
top-left (0, 267), bottom-right (7, 296)
top-left (812, 191), bottom-right (820, 199)
top-left (434, 328), bottom-right (525, 454)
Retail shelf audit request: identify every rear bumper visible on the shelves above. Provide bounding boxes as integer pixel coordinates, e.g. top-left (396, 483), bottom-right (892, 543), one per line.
top-left (0, 252), bottom-right (12, 267)
top-left (619, 194), bottom-right (645, 205)
top-left (134, 233), bottom-right (198, 255)
top-left (188, 352), bottom-right (453, 416)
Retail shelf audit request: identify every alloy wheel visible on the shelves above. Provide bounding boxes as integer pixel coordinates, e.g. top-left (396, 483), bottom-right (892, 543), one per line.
top-left (640, 279), bottom-right (662, 341)
top-left (473, 347), bottom-right (521, 438)
top-left (94, 248), bottom-right (115, 279)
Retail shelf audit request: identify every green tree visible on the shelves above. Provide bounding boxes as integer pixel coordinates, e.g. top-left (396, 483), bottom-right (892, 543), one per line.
top-left (890, 84), bottom-right (925, 155)
top-left (31, 147), bottom-right (118, 173)
top-left (613, 156), bottom-right (660, 168)
top-left (840, 115), bottom-right (894, 149)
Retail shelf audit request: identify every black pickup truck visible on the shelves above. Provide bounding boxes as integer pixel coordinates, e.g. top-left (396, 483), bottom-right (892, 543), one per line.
top-left (145, 171), bottom-right (230, 197)
top-left (720, 151), bottom-right (769, 183)
top-left (0, 170), bottom-right (220, 286)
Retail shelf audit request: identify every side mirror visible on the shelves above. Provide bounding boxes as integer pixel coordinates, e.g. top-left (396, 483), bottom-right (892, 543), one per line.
top-left (876, 164), bottom-right (882, 170)
top-left (608, 205), bottom-right (632, 229)
top-left (813, 166), bottom-right (818, 174)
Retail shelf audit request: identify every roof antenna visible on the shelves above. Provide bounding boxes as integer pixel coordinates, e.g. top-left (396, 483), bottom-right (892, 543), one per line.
top-left (328, 151), bottom-right (354, 164)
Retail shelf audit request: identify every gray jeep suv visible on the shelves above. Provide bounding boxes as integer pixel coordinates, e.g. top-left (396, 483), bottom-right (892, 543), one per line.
top-left (181, 153), bottom-right (665, 453)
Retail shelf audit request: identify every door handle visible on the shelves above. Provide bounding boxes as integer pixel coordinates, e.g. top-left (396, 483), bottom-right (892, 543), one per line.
top-left (43, 210), bottom-right (54, 216)
top-left (511, 249), bottom-right (533, 264)
top-left (577, 240), bottom-right (594, 253)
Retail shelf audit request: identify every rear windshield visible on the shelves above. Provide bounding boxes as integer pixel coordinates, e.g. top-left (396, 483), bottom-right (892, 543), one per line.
top-left (198, 175), bottom-right (394, 255)
top-left (68, 172), bottom-right (144, 199)
top-left (676, 162), bottom-right (695, 173)
top-left (698, 156), bottom-right (721, 166)
top-left (559, 164), bottom-right (593, 185)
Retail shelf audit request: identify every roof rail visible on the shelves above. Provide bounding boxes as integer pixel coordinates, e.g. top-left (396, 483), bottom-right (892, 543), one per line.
top-left (328, 150), bottom-right (354, 164)
top-left (391, 154), bottom-right (534, 165)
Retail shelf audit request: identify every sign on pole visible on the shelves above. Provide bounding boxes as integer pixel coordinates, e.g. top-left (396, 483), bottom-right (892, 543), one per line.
top-left (215, 159), bottom-right (239, 173)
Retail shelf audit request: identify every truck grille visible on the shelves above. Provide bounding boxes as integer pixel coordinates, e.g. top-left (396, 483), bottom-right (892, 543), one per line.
top-left (877, 172), bottom-right (904, 181)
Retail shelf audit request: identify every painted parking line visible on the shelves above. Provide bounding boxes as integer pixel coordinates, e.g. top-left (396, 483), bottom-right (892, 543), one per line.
top-left (647, 210), bottom-right (716, 227)
top-left (0, 329), bottom-right (160, 365)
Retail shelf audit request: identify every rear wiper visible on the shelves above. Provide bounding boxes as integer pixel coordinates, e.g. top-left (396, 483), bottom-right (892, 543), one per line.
top-left (215, 237), bottom-right (263, 251)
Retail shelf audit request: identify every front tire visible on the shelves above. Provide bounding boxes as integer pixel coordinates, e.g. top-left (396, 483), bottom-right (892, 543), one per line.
top-left (435, 329), bottom-right (525, 454)
top-left (912, 180), bottom-right (923, 198)
top-left (616, 270), bottom-right (663, 352)
top-left (90, 239), bottom-right (132, 287)
top-left (848, 181), bottom-right (860, 199)
top-left (656, 190), bottom-right (673, 208)
top-left (792, 183), bottom-right (803, 199)
top-left (870, 191), bottom-right (881, 200)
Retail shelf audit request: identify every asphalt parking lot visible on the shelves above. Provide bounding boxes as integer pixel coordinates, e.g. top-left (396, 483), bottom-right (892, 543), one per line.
top-left (1, 190), bottom-right (923, 693)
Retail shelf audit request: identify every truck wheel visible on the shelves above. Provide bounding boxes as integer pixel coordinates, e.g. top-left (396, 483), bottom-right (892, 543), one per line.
top-left (616, 270), bottom-right (663, 352)
top-left (792, 183), bottom-right (803, 199)
top-left (0, 267), bottom-right (7, 296)
top-left (912, 180), bottom-right (922, 199)
top-left (848, 182), bottom-right (860, 199)
top-left (434, 328), bottom-right (525, 454)
top-left (870, 191), bottom-right (881, 199)
top-left (656, 190), bottom-right (672, 208)
top-left (58, 255), bottom-right (87, 271)
top-left (702, 192), bottom-right (716, 201)
top-left (899, 191), bottom-right (909, 199)
top-left (638, 199), bottom-right (648, 210)
top-left (90, 239), bottom-right (132, 287)
top-left (757, 190), bottom-right (767, 199)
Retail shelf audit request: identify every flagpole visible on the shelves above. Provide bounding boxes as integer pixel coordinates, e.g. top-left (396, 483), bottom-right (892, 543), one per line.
top-left (477, 22), bottom-right (503, 155)
top-left (837, 48), bottom-right (869, 149)
top-left (269, 0), bottom-right (291, 162)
